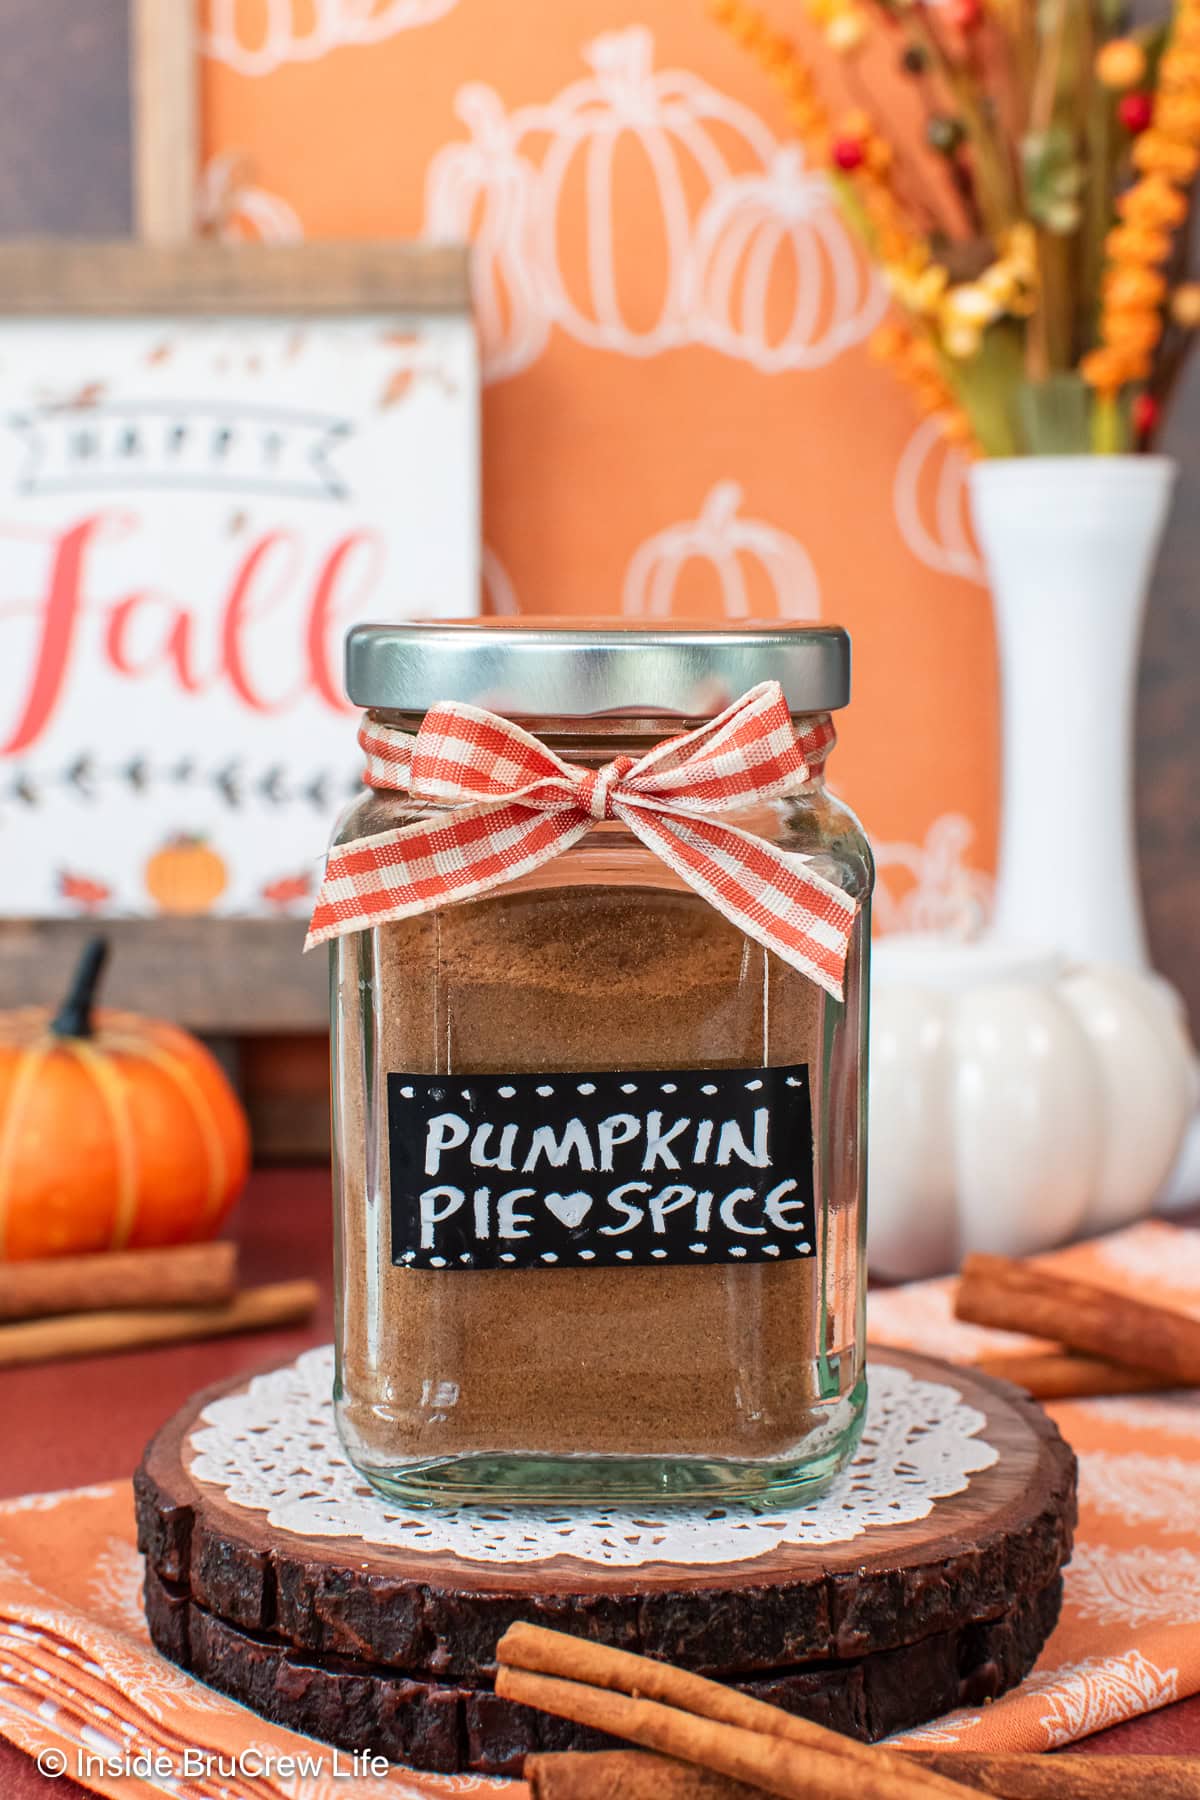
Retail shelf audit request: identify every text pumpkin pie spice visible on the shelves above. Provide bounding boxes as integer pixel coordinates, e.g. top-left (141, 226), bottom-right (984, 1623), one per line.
top-left (322, 624), bottom-right (872, 1504)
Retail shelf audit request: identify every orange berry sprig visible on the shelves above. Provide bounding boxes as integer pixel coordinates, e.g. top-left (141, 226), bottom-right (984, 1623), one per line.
top-left (1084, 7), bottom-right (1200, 399)
top-left (829, 112), bottom-right (927, 267)
top-left (709, 0), bottom-right (994, 438)
top-left (708, 0), bottom-right (833, 157)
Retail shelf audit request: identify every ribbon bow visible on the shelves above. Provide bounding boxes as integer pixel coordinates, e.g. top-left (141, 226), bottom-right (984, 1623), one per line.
top-left (306, 680), bottom-right (859, 998)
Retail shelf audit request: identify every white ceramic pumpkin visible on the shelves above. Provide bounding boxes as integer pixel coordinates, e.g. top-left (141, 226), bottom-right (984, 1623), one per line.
top-left (868, 937), bottom-right (1198, 1281)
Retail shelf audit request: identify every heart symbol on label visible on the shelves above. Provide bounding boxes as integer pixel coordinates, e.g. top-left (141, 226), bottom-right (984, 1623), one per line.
top-left (544, 1191), bottom-right (593, 1230)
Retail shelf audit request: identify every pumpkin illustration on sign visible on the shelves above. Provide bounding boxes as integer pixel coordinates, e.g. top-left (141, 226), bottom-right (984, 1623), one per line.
top-left (0, 941), bottom-right (249, 1260)
top-left (144, 835), bottom-right (228, 914)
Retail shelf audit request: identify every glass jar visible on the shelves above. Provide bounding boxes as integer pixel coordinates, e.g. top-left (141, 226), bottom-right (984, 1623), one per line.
top-left (326, 622), bottom-right (872, 1505)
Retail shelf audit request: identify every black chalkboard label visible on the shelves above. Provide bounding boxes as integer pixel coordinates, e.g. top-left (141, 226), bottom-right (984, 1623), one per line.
top-left (387, 1066), bottom-right (815, 1271)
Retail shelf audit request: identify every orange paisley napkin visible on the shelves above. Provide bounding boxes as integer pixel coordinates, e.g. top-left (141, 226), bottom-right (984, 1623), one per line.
top-left (0, 1216), bottom-right (1199, 1796)
top-left (872, 1219), bottom-right (1200, 1752)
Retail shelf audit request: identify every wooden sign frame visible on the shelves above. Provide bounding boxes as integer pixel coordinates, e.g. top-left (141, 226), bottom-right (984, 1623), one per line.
top-left (0, 235), bottom-right (470, 1034)
top-left (131, 0), bottom-right (198, 248)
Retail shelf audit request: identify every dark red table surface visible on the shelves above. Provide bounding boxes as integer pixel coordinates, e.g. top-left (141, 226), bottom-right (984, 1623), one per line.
top-left (1, 1167), bottom-right (1196, 1795)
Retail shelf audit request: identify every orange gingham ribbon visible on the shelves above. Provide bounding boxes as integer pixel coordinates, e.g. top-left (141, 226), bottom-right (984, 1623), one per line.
top-left (306, 680), bottom-right (860, 998)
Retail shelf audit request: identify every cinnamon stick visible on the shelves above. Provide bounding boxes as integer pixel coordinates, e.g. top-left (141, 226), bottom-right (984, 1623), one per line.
top-left (0, 1280), bottom-right (319, 1367)
top-left (955, 1253), bottom-right (1200, 1386)
top-left (526, 1748), bottom-right (1200, 1800)
top-left (975, 1350), bottom-right (1174, 1400)
top-left (497, 1623), bottom-right (970, 1800)
top-left (497, 1667), bottom-right (963, 1800)
top-left (0, 1241), bottom-right (237, 1322)
top-left (526, 1750), bottom-right (760, 1798)
top-left (913, 1751), bottom-right (1200, 1798)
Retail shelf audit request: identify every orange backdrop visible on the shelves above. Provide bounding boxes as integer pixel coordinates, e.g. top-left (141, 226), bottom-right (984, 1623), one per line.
top-left (199, 0), bottom-right (999, 931)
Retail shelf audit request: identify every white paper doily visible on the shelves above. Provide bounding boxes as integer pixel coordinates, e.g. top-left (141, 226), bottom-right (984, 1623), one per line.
top-left (188, 1348), bottom-right (997, 1570)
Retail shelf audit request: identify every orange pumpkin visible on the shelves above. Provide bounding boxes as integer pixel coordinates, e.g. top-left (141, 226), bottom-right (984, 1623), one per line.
top-left (0, 941), bottom-right (250, 1260)
top-left (144, 835), bottom-right (228, 915)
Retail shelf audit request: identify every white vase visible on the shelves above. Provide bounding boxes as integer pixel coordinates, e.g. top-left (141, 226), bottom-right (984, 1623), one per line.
top-left (969, 455), bottom-right (1175, 969)
top-left (866, 455), bottom-right (1200, 1275)
top-left (867, 936), bottom-right (1197, 1281)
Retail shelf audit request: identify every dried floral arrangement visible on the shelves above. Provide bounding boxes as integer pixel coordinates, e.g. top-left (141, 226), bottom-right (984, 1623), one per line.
top-left (712, 0), bottom-right (1200, 453)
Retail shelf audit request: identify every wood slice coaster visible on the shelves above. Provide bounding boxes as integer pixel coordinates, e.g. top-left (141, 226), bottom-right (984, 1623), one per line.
top-left (136, 1348), bottom-right (1075, 1677)
top-left (135, 1346), bottom-right (1076, 1772)
top-left (143, 1562), bottom-right (1064, 1776)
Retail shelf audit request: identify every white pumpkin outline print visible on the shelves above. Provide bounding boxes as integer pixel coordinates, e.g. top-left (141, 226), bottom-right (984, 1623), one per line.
top-left (481, 544), bottom-right (520, 617)
top-left (621, 481), bottom-right (821, 621)
top-left (528, 26), bottom-right (774, 357)
top-left (196, 152), bottom-right (304, 244)
top-left (893, 419), bottom-right (984, 584)
top-left (872, 812), bottom-right (995, 938)
top-left (201, 0), bottom-right (460, 78)
top-left (425, 86), bottom-right (550, 382)
top-left (685, 146), bottom-right (885, 372)
top-left (423, 28), bottom-right (878, 380)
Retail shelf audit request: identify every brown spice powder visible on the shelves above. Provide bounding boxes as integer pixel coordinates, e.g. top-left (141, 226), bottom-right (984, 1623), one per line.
top-left (334, 884), bottom-right (842, 1466)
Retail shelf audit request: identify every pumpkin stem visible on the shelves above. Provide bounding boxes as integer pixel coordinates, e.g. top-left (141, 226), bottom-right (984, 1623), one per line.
top-left (50, 937), bottom-right (109, 1040)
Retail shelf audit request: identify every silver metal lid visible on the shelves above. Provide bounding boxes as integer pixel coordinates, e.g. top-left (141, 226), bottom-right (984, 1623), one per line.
top-left (345, 621), bottom-right (851, 718)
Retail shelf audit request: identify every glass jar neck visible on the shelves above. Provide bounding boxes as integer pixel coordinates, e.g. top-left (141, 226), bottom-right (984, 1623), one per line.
top-left (365, 708), bottom-right (833, 770)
